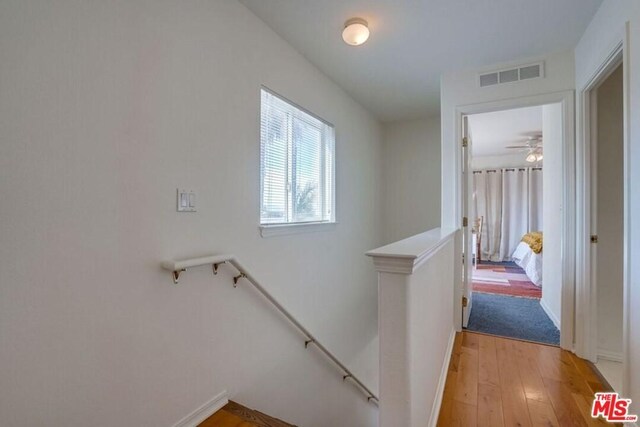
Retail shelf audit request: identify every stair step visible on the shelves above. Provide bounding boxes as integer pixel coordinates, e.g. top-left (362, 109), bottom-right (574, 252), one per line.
top-left (199, 401), bottom-right (296, 427)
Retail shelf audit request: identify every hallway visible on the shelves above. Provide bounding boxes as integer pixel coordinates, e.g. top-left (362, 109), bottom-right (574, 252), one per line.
top-left (437, 332), bottom-right (615, 426)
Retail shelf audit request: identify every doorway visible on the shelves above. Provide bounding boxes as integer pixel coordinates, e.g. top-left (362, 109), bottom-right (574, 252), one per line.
top-left (454, 91), bottom-right (574, 350)
top-left (461, 105), bottom-right (561, 346)
top-left (586, 60), bottom-right (624, 391)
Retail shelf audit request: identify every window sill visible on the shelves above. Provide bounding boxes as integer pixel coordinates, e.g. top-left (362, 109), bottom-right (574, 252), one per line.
top-left (259, 221), bottom-right (337, 238)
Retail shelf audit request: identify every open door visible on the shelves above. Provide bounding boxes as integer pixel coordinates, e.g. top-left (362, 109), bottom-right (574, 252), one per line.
top-left (462, 116), bottom-right (473, 327)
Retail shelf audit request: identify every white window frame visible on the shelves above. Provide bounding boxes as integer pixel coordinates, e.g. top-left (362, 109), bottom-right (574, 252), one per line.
top-left (259, 88), bottom-right (336, 237)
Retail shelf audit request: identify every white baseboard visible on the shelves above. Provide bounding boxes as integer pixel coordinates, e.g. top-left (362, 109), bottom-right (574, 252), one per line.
top-left (597, 348), bottom-right (623, 363)
top-left (428, 327), bottom-right (457, 427)
top-left (172, 390), bottom-right (229, 427)
top-left (539, 298), bottom-right (561, 330)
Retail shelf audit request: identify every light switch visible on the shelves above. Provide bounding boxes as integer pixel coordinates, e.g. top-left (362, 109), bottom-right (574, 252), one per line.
top-left (177, 189), bottom-right (196, 212)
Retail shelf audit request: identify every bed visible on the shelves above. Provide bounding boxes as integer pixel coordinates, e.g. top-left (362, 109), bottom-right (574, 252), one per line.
top-left (511, 232), bottom-right (543, 287)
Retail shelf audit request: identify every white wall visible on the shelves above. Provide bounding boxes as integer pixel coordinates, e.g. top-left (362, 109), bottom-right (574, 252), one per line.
top-left (441, 50), bottom-right (576, 229)
top-left (471, 153), bottom-right (541, 170)
top-left (541, 104), bottom-right (563, 329)
top-left (0, 1), bottom-right (383, 426)
top-left (595, 65), bottom-right (624, 360)
top-left (575, 0), bottom-right (640, 406)
top-left (381, 117), bottom-right (441, 243)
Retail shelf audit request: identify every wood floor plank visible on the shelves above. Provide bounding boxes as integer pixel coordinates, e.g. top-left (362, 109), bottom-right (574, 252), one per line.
top-left (569, 353), bottom-right (602, 384)
top-left (453, 346), bottom-right (479, 405)
top-left (449, 401), bottom-right (478, 427)
top-left (514, 340), bottom-right (550, 403)
top-left (534, 344), bottom-right (565, 382)
top-left (200, 402), bottom-right (295, 427)
top-left (571, 393), bottom-right (616, 427)
top-left (527, 399), bottom-right (560, 427)
top-left (450, 332), bottom-right (464, 373)
top-left (495, 337), bottom-right (533, 427)
top-left (462, 331), bottom-right (480, 351)
top-left (199, 410), bottom-right (256, 427)
top-left (536, 345), bottom-right (594, 398)
top-left (568, 353), bottom-right (610, 395)
top-left (440, 332), bottom-right (610, 427)
top-left (477, 334), bottom-right (500, 387)
top-left (477, 383), bottom-right (504, 427)
top-left (437, 370), bottom-right (459, 426)
top-left (542, 376), bottom-right (588, 427)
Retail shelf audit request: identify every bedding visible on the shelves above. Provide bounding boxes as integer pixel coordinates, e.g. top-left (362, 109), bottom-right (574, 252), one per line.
top-left (512, 241), bottom-right (543, 286)
top-left (521, 231), bottom-right (543, 254)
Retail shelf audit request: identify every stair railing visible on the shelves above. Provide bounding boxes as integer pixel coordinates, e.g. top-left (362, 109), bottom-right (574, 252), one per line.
top-left (161, 254), bottom-right (378, 405)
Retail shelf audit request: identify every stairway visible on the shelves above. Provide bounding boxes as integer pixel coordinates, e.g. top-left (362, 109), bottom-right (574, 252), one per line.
top-left (199, 401), bottom-right (296, 427)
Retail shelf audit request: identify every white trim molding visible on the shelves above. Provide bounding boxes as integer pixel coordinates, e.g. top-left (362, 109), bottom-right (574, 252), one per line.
top-left (428, 328), bottom-right (457, 427)
top-left (366, 227), bottom-right (457, 274)
top-left (259, 221), bottom-right (337, 238)
top-left (597, 348), bottom-right (624, 363)
top-left (172, 390), bottom-right (229, 427)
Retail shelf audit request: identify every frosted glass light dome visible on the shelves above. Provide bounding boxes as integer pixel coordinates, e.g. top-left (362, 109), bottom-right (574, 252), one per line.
top-left (342, 18), bottom-right (369, 46)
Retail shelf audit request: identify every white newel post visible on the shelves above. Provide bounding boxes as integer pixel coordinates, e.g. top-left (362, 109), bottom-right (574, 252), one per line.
top-left (367, 228), bottom-right (457, 427)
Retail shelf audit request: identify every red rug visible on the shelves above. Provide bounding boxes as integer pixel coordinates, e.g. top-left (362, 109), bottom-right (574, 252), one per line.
top-left (472, 263), bottom-right (541, 299)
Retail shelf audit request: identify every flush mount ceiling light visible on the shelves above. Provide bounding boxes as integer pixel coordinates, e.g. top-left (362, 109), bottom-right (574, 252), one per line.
top-left (342, 18), bottom-right (369, 46)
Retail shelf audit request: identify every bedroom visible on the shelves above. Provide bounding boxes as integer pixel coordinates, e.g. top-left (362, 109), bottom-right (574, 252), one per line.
top-left (463, 105), bottom-right (561, 346)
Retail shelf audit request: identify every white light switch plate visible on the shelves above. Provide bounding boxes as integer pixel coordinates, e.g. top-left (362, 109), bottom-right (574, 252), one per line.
top-left (177, 189), bottom-right (196, 212)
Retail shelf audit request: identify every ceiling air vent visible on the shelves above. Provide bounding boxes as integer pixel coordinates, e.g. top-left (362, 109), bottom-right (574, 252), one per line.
top-left (479, 62), bottom-right (544, 87)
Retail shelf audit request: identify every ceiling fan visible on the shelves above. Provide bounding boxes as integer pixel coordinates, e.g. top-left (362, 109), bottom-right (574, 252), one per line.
top-left (505, 134), bottom-right (543, 162)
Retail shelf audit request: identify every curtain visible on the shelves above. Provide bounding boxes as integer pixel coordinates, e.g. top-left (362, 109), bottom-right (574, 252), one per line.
top-left (528, 168), bottom-right (543, 231)
top-left (473, 170), bottom-right (502, 261)
top-left (473, 167), bottom-right (543, 261)
top-left (500, 169), bottom-right (529, 260)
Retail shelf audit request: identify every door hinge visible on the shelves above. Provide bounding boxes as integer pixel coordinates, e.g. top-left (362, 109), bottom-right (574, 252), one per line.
top-left (462, 137), bottom-right (468, 148)
top-left (462, 216), bottom-right (468, 227)
top-left (591, 235), bottom-right (598, 244)
top-left (462, 253), bottom-right (465, 265)
top-left (462, 296), bottom-right (469, 307)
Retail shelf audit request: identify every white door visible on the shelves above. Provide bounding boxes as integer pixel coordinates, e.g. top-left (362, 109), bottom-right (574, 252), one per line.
top-left (462, 116), bottom-right (473, 327)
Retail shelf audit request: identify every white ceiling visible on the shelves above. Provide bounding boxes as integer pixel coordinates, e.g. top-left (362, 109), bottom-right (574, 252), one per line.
top-left (239, 0), bottom-right (602, 122)
top-left (467, 106), bottom-right (542, 157)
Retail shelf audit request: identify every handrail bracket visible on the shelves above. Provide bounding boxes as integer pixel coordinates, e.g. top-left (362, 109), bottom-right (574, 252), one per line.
top-left (212, 261), bottom-right (225, 275)
top-left (233, 272), bottom-right (246, 287)
top-left (172, 269), bottom-right (186, 284)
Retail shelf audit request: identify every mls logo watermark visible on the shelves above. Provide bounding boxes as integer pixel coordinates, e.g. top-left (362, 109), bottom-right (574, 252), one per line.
top-left (591, 392), bottom-right (638, 423)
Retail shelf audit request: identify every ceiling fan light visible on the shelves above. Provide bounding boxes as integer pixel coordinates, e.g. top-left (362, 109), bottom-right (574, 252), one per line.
top-left (536, 153), bottom-right (543, 161)
top-left (526, 153), bottom-right (537, 163)
top-left (342, 18), bottom-right (369, 46)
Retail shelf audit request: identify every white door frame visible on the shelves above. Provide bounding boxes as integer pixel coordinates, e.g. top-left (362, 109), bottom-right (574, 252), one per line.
top-left (575, 24), bottom-right (630, 395)
top-left (454, 90), bottom-right (575, 350)
top-left (461, 116), bottom-right (473, 327)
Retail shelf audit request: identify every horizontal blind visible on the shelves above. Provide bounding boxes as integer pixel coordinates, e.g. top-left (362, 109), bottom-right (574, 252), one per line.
top-left (260, 89), bottom-right (335, 225)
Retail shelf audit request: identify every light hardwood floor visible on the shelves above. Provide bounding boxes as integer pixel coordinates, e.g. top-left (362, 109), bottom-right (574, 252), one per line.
top-left (437, 331), bottom-right (617, 427)
top-left (199, 401), bottom-right (294, 427)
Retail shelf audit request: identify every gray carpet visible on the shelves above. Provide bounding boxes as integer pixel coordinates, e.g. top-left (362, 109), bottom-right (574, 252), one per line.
top-left (467, 292), bottom-right (560, 345)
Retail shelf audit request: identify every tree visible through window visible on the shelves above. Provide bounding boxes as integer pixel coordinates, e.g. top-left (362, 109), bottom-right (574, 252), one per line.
top-left (260, 89), bottom-right (335, 226)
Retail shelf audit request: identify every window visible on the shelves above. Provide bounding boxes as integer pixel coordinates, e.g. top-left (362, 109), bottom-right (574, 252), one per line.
top-left (260, 89), bottom-right (335, 228)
